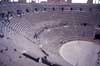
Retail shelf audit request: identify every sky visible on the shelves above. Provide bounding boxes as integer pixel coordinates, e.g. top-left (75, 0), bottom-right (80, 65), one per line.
top-left (35, 0), bottom-right (88, 3)
top-left (12, 0), bottom-right (88, 3)
top-left (10, 0), bottom-right (99, 4)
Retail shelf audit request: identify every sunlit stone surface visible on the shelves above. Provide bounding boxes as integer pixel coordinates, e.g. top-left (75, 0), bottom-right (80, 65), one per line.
top-left (59, 41), bottom-right (100, 66)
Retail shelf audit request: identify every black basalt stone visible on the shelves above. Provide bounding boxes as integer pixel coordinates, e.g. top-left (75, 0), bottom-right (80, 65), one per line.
top-left (0, 33), bottom-right (4, 38)
top-left (0, 50), bottom-right (3, 53)
top-left (95, 34), bottom-right (100, 40)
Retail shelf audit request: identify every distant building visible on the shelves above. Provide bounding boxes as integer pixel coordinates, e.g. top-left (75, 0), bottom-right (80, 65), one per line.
top-left (67, 0), bottom-right (72, 3)
top-left (1, 0), bottom-right (9, 2)
top-left (47, 0), bottom-right (65, 4)
top-left (87, 0), bottom-right (93, 4)
top-left (18, 0), bottom-right (26, 3)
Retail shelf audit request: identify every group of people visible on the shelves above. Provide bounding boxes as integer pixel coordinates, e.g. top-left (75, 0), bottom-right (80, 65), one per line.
top-left (0, 11), bottom-right (14, 38)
